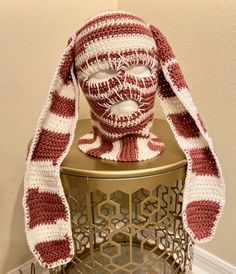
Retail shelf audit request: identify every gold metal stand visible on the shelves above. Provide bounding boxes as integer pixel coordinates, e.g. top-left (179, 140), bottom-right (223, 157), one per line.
top-left (51, 119), bottom-right (194, 274)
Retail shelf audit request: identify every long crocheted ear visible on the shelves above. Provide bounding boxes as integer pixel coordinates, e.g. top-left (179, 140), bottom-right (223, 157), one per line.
top-left (148, 24), bottom-right (225, 243)
top-left (22, 35), bottom-right (79, 268)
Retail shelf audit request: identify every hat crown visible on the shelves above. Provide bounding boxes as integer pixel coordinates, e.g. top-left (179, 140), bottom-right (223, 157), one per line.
top-left (74, 10), bottom-right (156, 78)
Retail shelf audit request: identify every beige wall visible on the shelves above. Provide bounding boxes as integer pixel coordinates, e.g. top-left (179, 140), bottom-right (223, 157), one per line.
top-left (0, 0), bottom-right (236, 272)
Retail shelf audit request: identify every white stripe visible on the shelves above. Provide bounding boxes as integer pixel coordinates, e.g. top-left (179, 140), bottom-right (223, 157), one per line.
top-left (27, 220), bottom-right (70, 250)
top-left (78, 134), bottom-right (101, 152)
top-left (137, 137), bottom-right (160, 161)
top-left (175, 134), bottom-right (208, 150)
top-left (183, 174), bottom-right (225, 204)
top-left (177, 87), bottom-right (198, 115)
top-left (77, 18), bottom-right (149, 40)
top-left (59, 83), bottom-right (76, 100)
top-left (75, 35), bottom-right (156, 65)
top-left (160, 96), bottom-right (186, 114)
top-left (24, 162), bottom-right (64, 194)
top-left (100, 139), bottom-right (121, 160)
top-left (43, 112), bottom-right (74, 134)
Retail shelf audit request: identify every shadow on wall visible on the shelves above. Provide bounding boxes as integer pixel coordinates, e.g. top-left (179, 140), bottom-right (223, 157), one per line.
top-left (3, 179), bottom-right (32, 273)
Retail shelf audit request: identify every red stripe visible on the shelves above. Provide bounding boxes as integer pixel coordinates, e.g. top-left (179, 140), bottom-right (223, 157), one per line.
top-left (158, 70), bottom-right (176, 98)
top-left (147, 139), bottom-right (164, 153)
top-left (149, 25), bottom-right (175, 63)
top-left (76, 48), bottom-right (157, 74)
top-left (76, 13), bottom-right (145, 37)
top-left (125, 75), bottom-right (157, 89)
top-left (75, 23), bottom-right (153, 56)
top-left (31, 128), bottom-right (70, 165)
top-left (189, 147), bottom-right (219, 177)
top-left (50, 91), bottom-right (75, 117)
top-left (167, 63), bottom-right (188, 89)
top-left (86, 139), bottom-right (113, 158)
top-left (26, 188), bottom-right (67, 229)
top-left (117, 135), bottom-right (138, 161)
top-left (186, 200), bottom-right (220, 240)
top-left (35, 236), bottom-right (72, 267)
top-left (168, 111), bottom-right (200, 138)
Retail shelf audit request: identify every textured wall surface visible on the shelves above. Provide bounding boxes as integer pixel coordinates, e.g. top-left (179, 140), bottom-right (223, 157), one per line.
top-left (119, 0), bottom-right (236, 266)
top-left (1, 0), bottom-right (236, 272)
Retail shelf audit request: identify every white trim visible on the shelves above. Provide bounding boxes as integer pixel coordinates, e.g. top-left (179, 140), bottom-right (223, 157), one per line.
top-left (193, 265), bottom-right (208, 274)
top-left (193, 246), bottom-right (236, 274)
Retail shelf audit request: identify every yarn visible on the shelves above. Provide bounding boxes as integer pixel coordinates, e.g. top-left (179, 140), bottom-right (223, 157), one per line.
top-left (22, 10), bottom-right (225, 268)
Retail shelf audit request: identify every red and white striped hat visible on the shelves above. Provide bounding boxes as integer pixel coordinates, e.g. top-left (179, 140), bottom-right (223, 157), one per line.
top-left (23, 10), bottom-right (225, 268)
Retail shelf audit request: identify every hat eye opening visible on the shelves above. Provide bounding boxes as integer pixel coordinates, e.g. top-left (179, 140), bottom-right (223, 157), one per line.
top-left (125, 64), bottom-right (152, 77)
top-left (87, 68), bottom-right (117, 83)
top-left (87, 64), bottom-right (153, 84)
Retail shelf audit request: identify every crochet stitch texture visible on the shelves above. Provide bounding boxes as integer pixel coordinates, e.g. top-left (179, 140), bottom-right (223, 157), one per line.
top-left (23, 10), bottom-right (225, 268)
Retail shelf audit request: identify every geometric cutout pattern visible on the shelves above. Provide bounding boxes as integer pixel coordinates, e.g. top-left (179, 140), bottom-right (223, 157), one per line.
top-left (52, 179), bottom-right (194, 273)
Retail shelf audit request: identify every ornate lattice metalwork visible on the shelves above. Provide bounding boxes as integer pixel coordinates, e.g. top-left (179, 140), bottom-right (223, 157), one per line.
top-left (51, 177), bottom-right (194, 274)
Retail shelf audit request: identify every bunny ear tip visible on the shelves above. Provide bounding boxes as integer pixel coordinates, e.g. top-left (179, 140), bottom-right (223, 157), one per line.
top-left (182, 198), bottom-right (223, 244)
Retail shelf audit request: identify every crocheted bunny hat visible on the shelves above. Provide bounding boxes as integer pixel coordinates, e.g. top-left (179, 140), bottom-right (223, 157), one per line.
top-left (23, 10), bottom-right (225, 268)
top-left (76, 12), bottom-right (165, 161)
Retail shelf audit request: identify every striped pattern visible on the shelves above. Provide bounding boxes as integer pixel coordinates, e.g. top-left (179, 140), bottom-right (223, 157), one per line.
top-left (31, 129), bottom-right (70, 165)
top-left (149, 24), bottom-right (225, 242)
top-left (23, 10), bottom-right (225, 269)
top-left (78, 132), bottom-right (164, 161)
top-left (50, 91), bottom-right (75, 117)
top-left (23, 36), bottom-right (77, 268)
